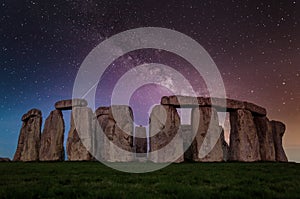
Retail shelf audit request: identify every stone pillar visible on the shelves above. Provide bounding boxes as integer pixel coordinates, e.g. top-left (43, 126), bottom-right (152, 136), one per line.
top-left (190, 107), bottom-right (224, 162)
top-left (180, 125), bottom-right (193, 161)
top-left (254, 116), bottom-right (276, 161)
top-left (95, 107), bottom-right (111, 161)
top-left (271, 121), bottom-right (288, 162)
top-left (229, 109), bottom-right (261, 162)
top-left (13, 109), bottom-right (42, 161)
top-left (67, 107), bottom-right (93, 161)
top-left (220, 127), bottom-right (229, 162)
top-left (39, 110), bottom-right (65, 161)
top-left (149, 105), bottom-right (183, 163)
top-left (95, 106), bottom-right (134, 162)
top-left (135, 126), bottom-right (147, 158)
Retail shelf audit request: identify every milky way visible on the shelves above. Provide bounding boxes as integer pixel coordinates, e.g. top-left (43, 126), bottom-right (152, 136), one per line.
top-left (0, 0), bottom-right (299, 161)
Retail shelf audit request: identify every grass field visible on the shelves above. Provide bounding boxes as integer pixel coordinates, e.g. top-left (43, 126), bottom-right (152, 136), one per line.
top-left (0, 162), bottom-right (299, 198)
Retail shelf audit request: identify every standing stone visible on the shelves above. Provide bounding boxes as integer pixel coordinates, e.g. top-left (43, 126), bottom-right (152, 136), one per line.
top-left (13, 109), bottom-right (42, 161)
top-left (180, 125), bottom-right (193, 161)
top-left (109, 105), bottom-right (134, 154)
top-left (67, 107), bottom-right (93, 161)
top-left (95, 107), bottom-right (113, 162)
top-left (39, 110), bottom-right (65, 161)
top-left (190, 107), bottom-right (224, 162)
top-left (135, 126), bottom-right (147, 158)
top-left (149, 105), bottom-right (183, 163)
top-left (229, 109), bottom-right (261, 162)
top-left (220, 127), bottom-right (229, 162)
top-left (95, 106), bottom-right (134, 162)
top-left (271, 121), bottom-right (288, 162)
top-left (254, 116), bottom-right (276, 161)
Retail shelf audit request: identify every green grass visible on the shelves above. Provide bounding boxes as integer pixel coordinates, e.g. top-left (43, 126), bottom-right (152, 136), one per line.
top-left (0, 162), bottom-right (299, 198)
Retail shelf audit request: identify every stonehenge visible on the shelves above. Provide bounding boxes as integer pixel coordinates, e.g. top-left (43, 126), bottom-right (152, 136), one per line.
top-left (13, 95), bottom-right (288, 163)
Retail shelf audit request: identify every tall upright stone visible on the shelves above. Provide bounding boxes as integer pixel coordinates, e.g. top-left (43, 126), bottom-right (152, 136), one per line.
top-left (109, 105), bottom-right (134, 155)
top-left (190, 107), bottom-right (224, 162)
top-left (95, 106), bottom-right (134, 162)
top-left (149, 105), bottom-right (183, 163)
top-left (13, 109), bottom-right (42, 161)
top-left (271, 121), bottom-right (288, 162)
top-left (95, 107), bottom-right (111, 161)
top-left (39, 110), bottom-right (65, 161)
top-left (180, 125), bottom-right (193, 161)
top-left (67, 107), bottom-right (93, 161)
top-left (220, 126), bottom-right (229, 162)
top-left (135, 126), bottom-right (147, 158)
top-left (229, 109), bottom-right (261, 161)
top-left (254, 116), bottom-right (276, 161)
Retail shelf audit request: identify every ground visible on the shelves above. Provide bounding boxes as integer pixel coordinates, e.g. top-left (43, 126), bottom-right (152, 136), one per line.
top-left (0, 162), bottom-right (299, 198)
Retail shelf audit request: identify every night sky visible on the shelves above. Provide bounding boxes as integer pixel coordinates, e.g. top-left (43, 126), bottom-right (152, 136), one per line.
top-left (0, 0), bottom-right (299, 161)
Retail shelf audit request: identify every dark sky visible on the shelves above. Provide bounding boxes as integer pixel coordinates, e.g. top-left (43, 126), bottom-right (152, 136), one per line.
top-left (0, 0), bottom-right (299, 161)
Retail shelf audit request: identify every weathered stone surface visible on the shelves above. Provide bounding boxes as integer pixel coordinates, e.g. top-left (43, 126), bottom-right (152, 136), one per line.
top-left (39, 110), bottom-right (65, 161)
top-left (190, 107), bottom-right (224, 162)
top-left (244, 102), bottom-right (267, 116)
top-left (109, 105), bottom-right (134, 155)
top-left (13, 109), bottom-right (42, 162)
top-left (271, 121), bottom-right (288, 162)
top-left (95, 107), bottom-right (110, 117)
top-left (254, 116), bottom-right (276, 161)
top-left (96, 106), bottom-right (134, 162)
top-left (95, 110), bottom-right (114, 162)
top-left (161, 95), bottom-right (210, 108)
top-left (212, 98), bottom-right (245, 112)
top-left (67, 107), bottom-right (93, 161)
top-left (229, 109), bottom-right (261, 162)
top-left (149, 105), bottom-right (184, 163)
top-left (135, 126), bottom-right (147, 157)
top-left (55, 99), bottom-right (88, 110)
top-left (180, 125), bottom-right (193, 161)
top-left (95, 107), bottom-right (110, 161)
top-left (160, 96), bottom-right (170, 105)
top-left (0, 157), bottom-right (11, 162)
top-left (220, 127), bottom-right (229, 162)
top-left (21, 109), bottom-right (42, 121)
top-left (161, 96), bottom-right (266, 116)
